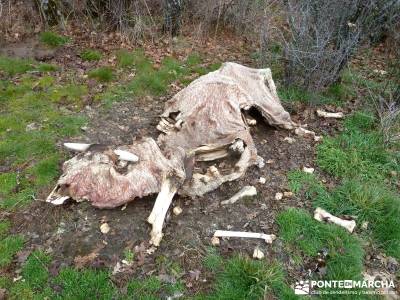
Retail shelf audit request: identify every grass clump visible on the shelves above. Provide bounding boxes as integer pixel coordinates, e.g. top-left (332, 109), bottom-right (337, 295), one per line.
top-left (0, 234), bottom-right (24, 267)
top-left (201, 255), bottom-right (295, 300)
top-left (54, 267), bottom-right (116, 299)
top-left (88, 67), bottom-right (114, 82)
top-left (80, 49), bottom-right (102, 61)
top-left (126, 276), bottom-right (183, 300)
top-left (116, 50), bottom-right (137, 68)
top-left (0, 56), bottom-right (58, 76)
top-left (39, 31), bottom-right (69, 47)
top-left (278, 208), bottom-right (364, 281)
top-left (317, 112), bottom-right (397, 180)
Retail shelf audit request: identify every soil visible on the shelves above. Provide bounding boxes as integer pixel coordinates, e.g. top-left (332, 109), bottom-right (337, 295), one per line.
top-left (3, 33), bottom-right (364, 294)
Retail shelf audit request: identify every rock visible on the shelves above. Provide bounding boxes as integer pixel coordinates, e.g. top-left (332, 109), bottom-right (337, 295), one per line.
top-left (275, 192), bottom-right (283, 200)
top-left (259, 177), bottom-right (266, 184)
top-left (252, 247), bottom-right (265, 259)
top-left (26, 122), bottom-right (39, 131)
top-left (173, 206), bottom-right (182, 216)
top-left (100, 223), bottom-right (110, 234)
top-left (314, 135), bottom-right (323, 142)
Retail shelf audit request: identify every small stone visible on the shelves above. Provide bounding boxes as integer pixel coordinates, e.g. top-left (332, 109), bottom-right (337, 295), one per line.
top-left (283, 137), bottom-right (295, 144)
top-left (259, 177), bottom-right (266, 184)
top-left (275, 192), bottom-right (283, 200)
top-left (303, 167), bottom-right (315, 174)
top-left (100, 223), bottom-right (110, 234)
top-left (390, 171), bottom-right (397, 177)
top-left (266, 159), bottom-right (274, 164)
top-left (211, 236), bottom-right (220, 246)
top-left (252, 247), bottom-right (264, 260)
top-left (283, 191), bottom-right (293, 198)
top-left (173, 206), bottom-right (183, 216)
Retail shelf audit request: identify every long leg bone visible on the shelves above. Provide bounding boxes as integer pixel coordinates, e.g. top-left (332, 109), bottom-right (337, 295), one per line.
top-left (64, 143), bottom-right (92, 152)
top-left (214, 230), bottom-right (276, 244)
top-left (148, 178), bottom-right (178, 246)
top-left (316, 110), bottom-right (344, 119)
top-left (314, 207), bottom-right (356, 233)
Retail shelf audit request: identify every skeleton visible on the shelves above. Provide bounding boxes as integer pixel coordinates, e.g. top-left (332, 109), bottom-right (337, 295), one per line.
top-left (47, 62), bottom-right (301, 246)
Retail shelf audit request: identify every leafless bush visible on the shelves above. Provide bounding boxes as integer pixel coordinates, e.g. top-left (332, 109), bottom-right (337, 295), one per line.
top-left (262, 0), bottom-right (400, 92)
top-left (184, 0), bottom-right (270, 36)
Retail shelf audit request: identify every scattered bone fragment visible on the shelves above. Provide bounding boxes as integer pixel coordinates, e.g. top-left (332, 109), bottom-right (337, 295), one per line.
top-left (259, 177), bottom-right (266, 184)
top-left (113, 149), bottom-right (139, 162)
top-left (314, 135), bottom-right (323, 142)
top-left (213, 230), bottom-right (276, 244)
top-left (361, 221), bottom-right (369, 230)
top-left (303, 167), bottom-right (315, 174)
top-left (275, 192), bottom-right (283, 200)
top-left (283, 137), bottom-right (295, 144)
top-left (283, 191), bottom-right (293, 198)
top-left (246, 118), bottom-right (257, 126)
top-left (211, 236), bottom-right (220, 246)
top-left (316, 110), bottom-right (344, 119)
top-left (221, 186), bottom-right (257, 205)
top-left (63, 142), bottom-right (92, 152)
top-left (266, 159), bottom-right (274, 164)
top-left (253, 247), bottom-right (265, 260)
top-left (100, 223), bottom-right (110, 234)
top-left (256, 156), bottom-right (265, 169)
top-left (314, 207), bottom-right (356, 233)
top-left (295, 127), bottom-right (315, 137)
top-left (173, 206), bottom-right (182, 216)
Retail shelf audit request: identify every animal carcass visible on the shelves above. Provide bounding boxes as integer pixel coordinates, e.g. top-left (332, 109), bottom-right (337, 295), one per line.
top-left (47, 62), bottom-right (298, 246)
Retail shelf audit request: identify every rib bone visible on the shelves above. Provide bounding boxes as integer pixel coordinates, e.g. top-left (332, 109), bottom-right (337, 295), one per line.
top-left (314, 207), bottom-right (356, 233)
top-left (213, 230), bottom-right (276, 243)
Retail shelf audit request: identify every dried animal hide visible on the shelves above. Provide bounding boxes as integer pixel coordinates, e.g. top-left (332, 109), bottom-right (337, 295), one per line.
top-left (48, 62), bottom-right (297, 245)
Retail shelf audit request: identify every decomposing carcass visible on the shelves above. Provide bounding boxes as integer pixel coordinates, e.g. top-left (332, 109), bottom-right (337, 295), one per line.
top-left (47, 62), bottom-right (301, 246)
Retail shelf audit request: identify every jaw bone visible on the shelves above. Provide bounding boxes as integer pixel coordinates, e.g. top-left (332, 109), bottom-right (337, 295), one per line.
top-left (147, 178), bottom-right (178, 246)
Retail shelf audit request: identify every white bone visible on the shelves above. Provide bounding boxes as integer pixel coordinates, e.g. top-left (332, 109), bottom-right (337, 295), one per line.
top-left (64, 143), bottom-right (91, 152)
top-left (314, 207), bottom-right (356, 233)
top-left (229, 139), bottom-right (245, 153)
top-left (148, 178), bottom-right (177, 246)
top-left (295, 127), bottom-right (315, 137)
top-left (47, 196), bottom-right (70, 205)
top-left (221, 186), bottom-right (257, 205)
top-left (114, 150), bottom-right (139, 162)
top-left (213, 230), bottom-right (276, 244)
top-left (316, 110), bottom-right (344, 119)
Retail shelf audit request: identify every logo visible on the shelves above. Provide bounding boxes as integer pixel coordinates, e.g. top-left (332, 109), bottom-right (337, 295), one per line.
top-left (294, 281), bottom-right (310, 295)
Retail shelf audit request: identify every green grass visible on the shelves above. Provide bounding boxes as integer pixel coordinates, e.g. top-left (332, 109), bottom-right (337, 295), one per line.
top-left (101, 50), bottom-right (219, 106)
top-left (278, 208), bottom-right (364, 283)
top-left (278, 84), bottom-right (346, 106)
top-left (0, 59), bottom-right (87, 210)
top-left (80, 49), bottom-right (102, 61)
top-left (0, 235), bottom-right (24, 267)
top-left (88, 67), bottom-right (114, 82)
top-left (0, 56), bottom-right (58, 77)
top-left (39, 31), bottom-right (69, 47)
top-left (317, 112), bottom-right (398, 180)
top-left (126, 276), bottom-right (183, 300)
top-left (198, 254), bottom-right (295, 300)
top-left (116, 50), bottom-right (137, 68)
